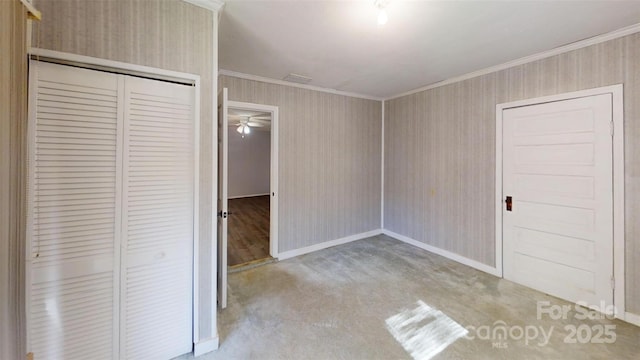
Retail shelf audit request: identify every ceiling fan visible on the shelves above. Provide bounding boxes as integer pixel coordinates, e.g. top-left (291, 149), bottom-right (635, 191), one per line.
top-left (228, 114), bottom-right (271, 138)
top-left (236, 118), bottom-right (251, 136)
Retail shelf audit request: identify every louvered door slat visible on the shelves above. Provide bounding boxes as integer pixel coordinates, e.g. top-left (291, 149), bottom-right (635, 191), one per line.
top-left (28, 61), bottom-right (121, 360)
top-left (121, 77), bottom-right (194, 360)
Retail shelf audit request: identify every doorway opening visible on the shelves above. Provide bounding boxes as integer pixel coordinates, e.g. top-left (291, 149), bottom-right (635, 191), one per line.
top-left (217, 88), bottom-right (279, 308)
top-left (227, 107), bottom-right (275, 270)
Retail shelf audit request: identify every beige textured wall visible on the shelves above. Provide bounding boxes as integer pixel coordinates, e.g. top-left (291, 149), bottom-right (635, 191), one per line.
top-left (228, 129), bottom-right (271, 198)
top-left (31, 0), bottom-right (217, 340)
top-left (220, 76), bottom-right (382, 252)
top-left (1, 1), bottom-right (28, 359)
top-left (385, 33), bottom-right (640, 314)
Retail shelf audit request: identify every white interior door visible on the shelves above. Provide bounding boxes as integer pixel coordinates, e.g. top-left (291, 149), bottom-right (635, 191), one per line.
top-left (502, 94), bottom-right (614, 310)
top-left (27, 60), bottom-right (122, 359)
top-left (120, 76), bottom-right (195, 359)
top-left (217, 88), bottom-right (229, 309)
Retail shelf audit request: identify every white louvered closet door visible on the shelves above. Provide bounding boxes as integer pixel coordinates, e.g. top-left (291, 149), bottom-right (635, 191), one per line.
top-left (28, 61), bottom-right (123, 359)
top-left (28, 61), bottom-right (196, 360)
top-left (120, 76), bottom-right (194, 360)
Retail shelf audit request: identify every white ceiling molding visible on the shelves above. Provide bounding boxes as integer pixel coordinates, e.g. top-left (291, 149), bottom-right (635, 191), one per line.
top-left (183, 0), bottom-right (224, 12)
top-left (219, 69), bottom-right (384, 102)
top-left (386, 22), bottom-right (640, 101)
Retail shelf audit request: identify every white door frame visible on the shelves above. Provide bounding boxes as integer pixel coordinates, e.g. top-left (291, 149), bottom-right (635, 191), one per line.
top-left (25, 48), bottom-right (203, 352)
top-left (495, 84), bottom-right (625, 319)
top-left (226, 100), bottom-right (280, 258)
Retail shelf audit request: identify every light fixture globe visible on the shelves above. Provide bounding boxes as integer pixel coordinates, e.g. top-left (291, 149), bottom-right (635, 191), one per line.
top-left (374, 0), bottom-right (389, 26)
top-left (377, 9), bottom-right (388, 25)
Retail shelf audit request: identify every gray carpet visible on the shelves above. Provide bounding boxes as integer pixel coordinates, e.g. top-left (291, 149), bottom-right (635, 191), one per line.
top-left (179, 235), bottom-right (640, 359)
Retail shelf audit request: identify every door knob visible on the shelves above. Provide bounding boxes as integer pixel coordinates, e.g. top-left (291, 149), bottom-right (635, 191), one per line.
top-left (505, 196), bottom-right (513, 211)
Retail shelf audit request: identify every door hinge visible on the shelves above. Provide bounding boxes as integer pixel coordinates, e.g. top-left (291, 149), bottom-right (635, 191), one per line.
top-left (611, 275), bottom-right (615, 290)
top-left (610, 121), bottom-right (614, 136)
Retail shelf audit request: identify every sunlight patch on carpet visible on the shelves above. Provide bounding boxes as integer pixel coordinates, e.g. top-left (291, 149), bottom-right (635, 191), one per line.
top-left (386, 300), bottom-right (468, 360)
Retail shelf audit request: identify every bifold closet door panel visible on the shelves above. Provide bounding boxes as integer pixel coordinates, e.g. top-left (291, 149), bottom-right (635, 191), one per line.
top-left (28, 61), bottom-right (123, 359)
top-left (120, 76), bottom-right (195, 359)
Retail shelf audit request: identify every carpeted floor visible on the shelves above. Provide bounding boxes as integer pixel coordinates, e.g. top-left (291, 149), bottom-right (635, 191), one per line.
top-left (179, 235), bottom-right (640, 360)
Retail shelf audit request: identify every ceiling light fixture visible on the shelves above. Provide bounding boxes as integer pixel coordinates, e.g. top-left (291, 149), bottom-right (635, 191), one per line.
top-left (378, 9), bottom-right (388, 25)
top-left (236, 118), bottom-right (251, 138)
top-left (374, 0), bottom-right (389, 26)
top-left (236, 124), bottom-right (251, 134)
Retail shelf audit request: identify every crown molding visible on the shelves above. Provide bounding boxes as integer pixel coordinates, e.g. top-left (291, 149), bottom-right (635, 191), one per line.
top-left (219, 69), bottom-right (384, 101)
top-left (386, 22), bottom-right (640, 100)
top-left (183, 0), bottom-right (224, 12)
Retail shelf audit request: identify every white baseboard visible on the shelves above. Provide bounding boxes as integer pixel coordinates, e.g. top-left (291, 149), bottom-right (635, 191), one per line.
top-left (382, 229), bottom-right (501, 277)
top-left (624, 312), bottom-right (640, 327)
top-left (278, 229), bottom-right (383, 261)
top-left (228, 193), bottom-right (270, 199)
top-left (194, 336), bottom-right (219, 356)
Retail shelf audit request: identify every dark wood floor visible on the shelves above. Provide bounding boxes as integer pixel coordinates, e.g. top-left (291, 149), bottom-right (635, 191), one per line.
top-left (228, 195), bottom-right (270, 267)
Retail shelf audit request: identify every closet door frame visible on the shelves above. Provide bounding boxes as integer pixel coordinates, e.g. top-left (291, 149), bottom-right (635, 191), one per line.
top-left (26, 49), bottom-right (202, 356)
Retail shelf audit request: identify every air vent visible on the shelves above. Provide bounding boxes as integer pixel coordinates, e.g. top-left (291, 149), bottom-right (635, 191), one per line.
top-left (283, 73), bottom-right (312, 84)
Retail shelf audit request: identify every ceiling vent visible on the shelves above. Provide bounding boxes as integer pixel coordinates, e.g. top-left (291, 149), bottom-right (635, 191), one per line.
top-left (283, 73), bottom-right (312, 84)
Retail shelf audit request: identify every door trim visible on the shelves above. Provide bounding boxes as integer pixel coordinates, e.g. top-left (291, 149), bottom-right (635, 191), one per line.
top-left (495, 84), bottom-right (625, 319)
top-left (226, 100), bottom-right (280, 258)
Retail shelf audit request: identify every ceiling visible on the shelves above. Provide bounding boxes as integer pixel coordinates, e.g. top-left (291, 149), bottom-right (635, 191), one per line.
top-left (219, 0), bottom-right (640, 99)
